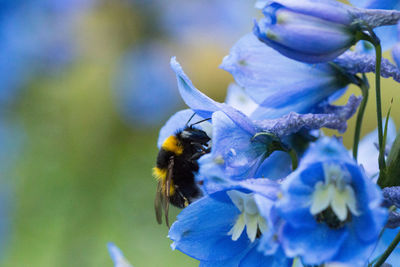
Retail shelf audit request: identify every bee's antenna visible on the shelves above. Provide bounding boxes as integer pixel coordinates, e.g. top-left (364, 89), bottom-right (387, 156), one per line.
top-left (190, 118), bottom-right (211, 127)
top-left (185, 112), bottom-right (197, 127)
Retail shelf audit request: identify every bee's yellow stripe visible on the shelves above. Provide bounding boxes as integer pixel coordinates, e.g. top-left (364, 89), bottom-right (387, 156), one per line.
top-left (162, 136), bottom-right (183, 155)
top-left (152, 167), bottom-right (175, 195)
top-left (153, 167), bottom-right (167, 180)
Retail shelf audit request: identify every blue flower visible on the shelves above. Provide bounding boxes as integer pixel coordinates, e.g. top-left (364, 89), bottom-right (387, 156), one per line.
top-left (108, 243), bottom-right (133, 267)
top-left (168, 180), bottom-right (292, 266)
top-left (254, 0), bottom-right (400, 63)
top-left (158, 0), bottom-right (255, 45)
top-left (254, 0), bottom-right (359, 63)
top-left (167, 58), bottom-right (360, 189)
top-left (277, 137), bottom-right (387, 265)
top-left (220, 34), bottom-right (351, 118)
top-left (114, 44), bottom-right (181, 127)
top-left (0, 0), bottom-right (93, 105)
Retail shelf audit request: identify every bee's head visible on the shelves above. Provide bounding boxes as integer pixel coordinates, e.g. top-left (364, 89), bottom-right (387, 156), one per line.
top-left (179, 126), bottom-right (210, 145)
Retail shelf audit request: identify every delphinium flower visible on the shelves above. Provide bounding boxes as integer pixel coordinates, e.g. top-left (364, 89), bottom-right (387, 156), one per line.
top-left (108, 243), bottom-right (133, 267)
top-left (114, 44), bottom-right (181, 127)
top-left (254, 0), bottom-right (400, 63)
top-left (277, 137), bottom-right (387, 265)
top-left (168, 179), bottom-right (292, 266)
top-left (167, 57), bottom-right (360, 189)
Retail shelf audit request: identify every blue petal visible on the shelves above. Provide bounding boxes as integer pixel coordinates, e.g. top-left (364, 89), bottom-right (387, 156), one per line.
top-left (240, 245), bottom-right (292, 267)
top-left (331, 226), bottom-right (376, 265)
top-left (345, 164), bottom-right (387, 243)
top-left (350, 0), bottom-right (400, 9)
top-left (281, 223), bottom-right (348, 265)
top-left (268, 0), bottom-right (355, 24)
top-left (221, 33), bottom-right (348, 117)
top-left (170, 57), bottom-right (220, 118)
top-left (255, 151), bottom-right (292, 180)
top-left (278, 170), bottom-right (318, 228)
top-left (199, 245), bottom-right (254, 267)
top-left (205, 111), bottom-right (266, 180)
top-left (224, 83), bottom-right (258, 116)
top-left (300, 137), bottom-right (353, 166)
top-left (171, 57), bottom-right (258, 135)
top-left (370, 228), bottom-right (400, 266)
top-left (393, 43), bottom-right (400, 68)
top-left (169, 192), bottom-right (249, 261)
top-left (254, 20), bottom-right (351, 63)
top-left (107, 243), bottom-right (133, 267)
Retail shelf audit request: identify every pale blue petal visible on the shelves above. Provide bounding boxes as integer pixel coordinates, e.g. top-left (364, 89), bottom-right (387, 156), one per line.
top-left (170, 57), bottom-right (220, 118)
top-left (107, 243), bottom-right (133, 267)
top-left (207, 111), bottom-right (266, 180)
top-left (224, 83), bottom-right (258, 117)
top-left (370, 228), bottom-right (400, 266)
top-left (169, 192), bottom-right (249, 261)
top-left (221, 33), bottom-right (348, 117)
top-left (357, 118), bottom-right (396, 178)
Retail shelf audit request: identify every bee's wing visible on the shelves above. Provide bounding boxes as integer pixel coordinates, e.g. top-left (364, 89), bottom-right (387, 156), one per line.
top-left (154, 180), bottom-right (164, 225)
top-left (164, 158), bottom-right (174, 228)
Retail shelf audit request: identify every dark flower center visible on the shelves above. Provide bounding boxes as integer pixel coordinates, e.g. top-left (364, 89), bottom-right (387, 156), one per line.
top-left (315, 207), bottom-right (352, 229)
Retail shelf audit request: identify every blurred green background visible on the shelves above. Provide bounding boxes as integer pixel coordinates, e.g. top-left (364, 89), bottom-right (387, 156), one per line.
top-left (0, 1), bottom-right (399, 267)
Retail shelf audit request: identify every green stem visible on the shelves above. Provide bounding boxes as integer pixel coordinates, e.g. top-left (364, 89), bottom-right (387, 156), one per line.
top-left (289, 149), bottom-right (298, 171)
top-left (374, 230), bottom-right (400, 267)
top-left (352, 75), bottom-right (369, 160)
top-left (374, 43), bottom-right (386, 172)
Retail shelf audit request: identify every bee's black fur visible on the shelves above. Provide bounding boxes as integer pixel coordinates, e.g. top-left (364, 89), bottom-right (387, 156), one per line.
top-left (156, 126), bottom-right (210, 208)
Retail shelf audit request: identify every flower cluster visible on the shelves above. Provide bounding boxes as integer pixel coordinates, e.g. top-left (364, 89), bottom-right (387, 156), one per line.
top-left (154, 0), bottom-right (400, 266)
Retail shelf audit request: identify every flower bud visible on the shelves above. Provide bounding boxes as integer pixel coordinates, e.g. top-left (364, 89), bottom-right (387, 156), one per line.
top-left (254, 1), bottom-right (360, 63)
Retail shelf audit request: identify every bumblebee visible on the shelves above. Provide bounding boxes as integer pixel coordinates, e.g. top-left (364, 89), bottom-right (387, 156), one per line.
top-left (153, 118), bottom-right (211, 227)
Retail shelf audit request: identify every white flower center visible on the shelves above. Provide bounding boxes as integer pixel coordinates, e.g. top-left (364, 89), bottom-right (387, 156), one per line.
top-left (310, 164), bottom-right (360, 222)
top-left (227, 190), bottom-right (268, 242)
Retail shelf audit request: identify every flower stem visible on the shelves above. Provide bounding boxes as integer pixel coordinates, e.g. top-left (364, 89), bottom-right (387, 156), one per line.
top-left (374, 229), bottom-right (400, 267)
top-left (353, 74), bottom-right (369, 160)
top-left (359, 27), bottom-right (386, 183)
top-left (374, 42), bottom-right (386, 172)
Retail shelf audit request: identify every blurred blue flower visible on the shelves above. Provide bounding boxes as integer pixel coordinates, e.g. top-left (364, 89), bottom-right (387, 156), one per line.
top-left (370, 228), bottom-right (400, 266)
top-left (221, 33), bottom-right (352, 119)
top-left (0, 0), bottom-right (93, 105)
top-left (392, 22), bottom-right (400, 68)
top-left (357, 118), bottom-right (396, 179)
top-left (278, 137), bottom-right (387, 265)
top-left (108, 242), bottom-right (133, 267)
top-left (158, 0), bottom-right (255, 45)
top-left (169, 180), bottom-right (292, 267)
top-left (254, 0), bottom-right (359, 63)
top-left (115, 45), bottom-right (182, 127)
